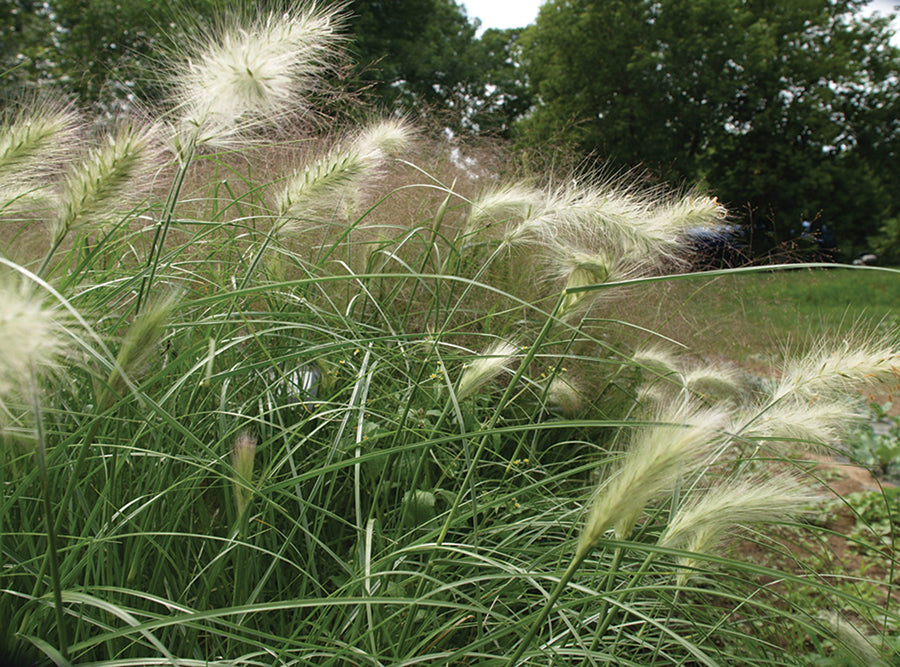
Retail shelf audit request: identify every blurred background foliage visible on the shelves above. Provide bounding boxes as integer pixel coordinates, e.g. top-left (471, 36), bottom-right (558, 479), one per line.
top-left (2, 0), bottom-right (899, 261)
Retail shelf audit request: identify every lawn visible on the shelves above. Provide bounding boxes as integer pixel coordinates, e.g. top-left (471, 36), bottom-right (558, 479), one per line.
top-left (611, 266), bottom-right (899, 365)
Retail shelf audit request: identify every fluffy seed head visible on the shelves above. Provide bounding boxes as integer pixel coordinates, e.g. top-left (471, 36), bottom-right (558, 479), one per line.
top-left (0, 98), bottom-right (82, 213)
top-left (171, 3), bottom-right (344, 150)
top-left (775, 334), bottom-right (900, 402)
top-left (633, 346), bottom-right (681, 376)
top-left (103, 293), bottom-right (179, 407)
top-left (578, 399), bottom-right (729, 554)
top-left (681, 366), bottom-right (743, 403)
top-left (355, 118), bottom-right (411, 160)
top-left (649, 194), bottom-right (727, 238)
top-left (274, 119), bottom-right (411, 228)
top-left (557, 255), bottom-right (619, 317)
top-left (736, 397), bottom-right (865, 451)
top-left (660, 475), bottom-right (818, 553)
top-left (817, 612), bottom-right (886, 666)
top-left (457, 340), bottom-right (519, 400)
top-left (53, 122), bottom-right (161, 244)
top-left (465, 183), bottom-right (546, 237)
top-left (546, 374), bottom-right (583, 417)
top-left (660, 475), bottom-right (819, 584)
top-left (0, 279), bottom-right (76, 399)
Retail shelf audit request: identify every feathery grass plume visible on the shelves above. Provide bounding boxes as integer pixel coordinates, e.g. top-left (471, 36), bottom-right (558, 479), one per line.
top-left (273, 118), bottom-right (411, 229)
top-left (659, 475), bottom-right (818, 583)
top-left (633, 345), bottom-right (681, 376)
top-left (169, 2), bottom-right (345, 153)
top-left (556, 249), bottom-right (640, 316)
top-left (578, 399), bottom-right (729, 555)
top-left (502, 179), bottom-right (716, 316)
top-left (735, 397), bottom-right (865, 451)
top-left (546, 374), bottom-right (583, 417)
top-left (464, 183), bottom-right (545, 238)
top-left (634, 346), bottom-right (686, 406)
top-left (643, 193), bottom-right (727, 246)
top-left (0, 98), bottom-right (82, 213)
top-left (51, 122), bottom-right (161, 246)
top-left (681, 366), bottom-right (743, 403)
top-left (101, 293), bottom-right (180, 408)
top-left (502, 179), bottom-right (640, 251)
top-left (503, 178), bottom-right (727, 280)
top-left (817, 612), bottom-right (888, 666)
top-left (232, 430), bottom-right (258, 519)
top-left (774, 333), bottom-right (900, 402)
top-left (0, 278), bottom-right (76, 402)
top-left (456, 340), bottom-right (520, 401)
top-left (634, 348), bottom-right (740, 406)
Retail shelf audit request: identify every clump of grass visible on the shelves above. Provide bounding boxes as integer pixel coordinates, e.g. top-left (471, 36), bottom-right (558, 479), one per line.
top-left (1, 2), bottom-right (899, 665)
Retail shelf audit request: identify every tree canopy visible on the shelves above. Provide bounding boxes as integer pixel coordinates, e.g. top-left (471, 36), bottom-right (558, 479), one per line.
top-left (346, 0), bottom-right (530, 134)
top-left (518, 0), bottom-right (900, 256)
top-left (5, 0), bottom-right (900, 256)
top-left (0, 0), bottom-right (529, 135)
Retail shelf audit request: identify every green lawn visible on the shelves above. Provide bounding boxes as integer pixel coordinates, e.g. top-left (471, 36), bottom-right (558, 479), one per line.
top-left (610, 266), bottom-right (900, 365)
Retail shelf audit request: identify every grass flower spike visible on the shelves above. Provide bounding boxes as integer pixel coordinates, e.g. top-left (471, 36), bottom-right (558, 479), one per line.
top-left (456, 340), bottom-right (519, 400)
top-left (171, 2), bottom-right (344, 152)
top-left (659, 475), bottom-right (818, 582)
top-left (465, 183), bottom-right (545, 237)
top-left (232, 431), bottom-right (258, 520)
top-left (737, 398), bottom-right (864, 450)
top-left (0, 98), bottom-right (81, 213)
top-left (775, 334), bottom-right (900, 401)
top-left (578, 399), bottom-right (728, 554)
top-left (274, 118), bottom-right (411, 228)
top-left (52, 122), bottom-right (161, 247)
top-left (546, 374), bottom-right (583, 417)
top-left (0, 279), bottom-right (75, 401)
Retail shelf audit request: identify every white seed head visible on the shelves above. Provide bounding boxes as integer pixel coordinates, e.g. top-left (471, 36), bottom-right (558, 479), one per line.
top-left (660, 475), bottom-right (818, 553)
top-left (816, 612), bottom-right (886, 666)
top-left (736, 398), bottom-right (865, 451)
top-left (274, 118), bottom-right (410, 228)
top-left (355, 118), bottom-right (412, 161)
top-left (170, 3), bottom-right (344, 150)
top-left (633, 346), bottom-right (681, 376)
top-left (775, 334), bottom-right (900, 401)
top-left (660, 475), bottom-right (819, 585)
top-left (457, 340), bottom-right (520, 400)
top-left (54, 122), bottom-right (161, 243)
top-left (578, 399), bottom-right (729, 553)
top-left (0, 280), bottom-right (76, 399)
top-left (546, 374), bottom-right (583, 417)
top-left (648, 194), bottom-right (727, 238)
top-left (0, 98), bottom-right (82, 213)
top-left (682, 366), bottom-right (743, 402)
top-left (466, 183), bottom-right (546, 237)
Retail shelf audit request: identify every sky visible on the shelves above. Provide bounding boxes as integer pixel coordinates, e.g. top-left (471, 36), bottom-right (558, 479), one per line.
top-left (462, 0), bottom-right (900, 37)
top-left (460, 0), bottom-right (544, 32)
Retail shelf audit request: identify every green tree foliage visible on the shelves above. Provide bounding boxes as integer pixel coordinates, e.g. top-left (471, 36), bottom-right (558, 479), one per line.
top-left (0, 0), bottom-right (531, 136)
top-left (1, 0), bottom-right (56, 89)
top-left (346, 0), bottom-right (530, 134)
top-left (1, 0), bottom-right (223, 110)
top-left (519, 0), bottom-right (900, 257)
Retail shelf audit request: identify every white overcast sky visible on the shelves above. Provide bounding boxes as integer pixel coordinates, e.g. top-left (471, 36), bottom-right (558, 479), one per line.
top-left (461, 0), bottom-right (899, 37)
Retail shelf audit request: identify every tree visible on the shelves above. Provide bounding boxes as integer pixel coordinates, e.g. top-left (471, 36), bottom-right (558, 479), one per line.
top-left (0, 0), bottom-right (224, 110)
top-left (346, 1), bottom-right (530, 135)
top-left (1, 0), bottom-right (530, 136)
top-left (518, 0), bottom-right (900, 257)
